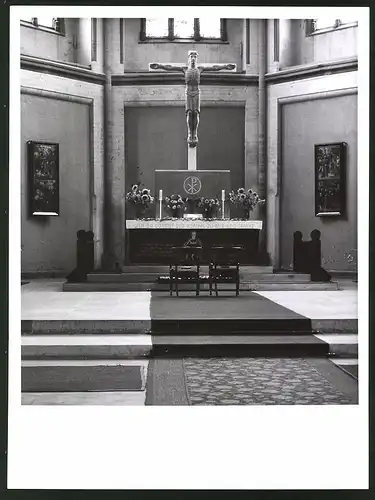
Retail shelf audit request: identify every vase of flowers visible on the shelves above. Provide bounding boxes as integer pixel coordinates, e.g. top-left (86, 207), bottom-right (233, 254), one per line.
top-left (164, 194), bottom-right (188, 218)
top-left (229, 188), bottom-right (265, 219)
top-left (126, 183), bottom-right (155, 219)
top-left (196, 197), bottom-right (220, 219)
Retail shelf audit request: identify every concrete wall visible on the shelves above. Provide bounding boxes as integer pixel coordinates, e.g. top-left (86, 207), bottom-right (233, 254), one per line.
top-left (21, 19), bottom-right (79, 63)
top-left (125, 105), bottom-right (245, 217)
top-left (266, 70), bottom-right (357, 269)
top-left (290, 20), bottom-right (358, 66)
top-left (21, 69), bottom-right (105, 271)
top-left (21, 93), bottom-right (91, 273)
top-left (280, 93), bottom-right (357, 271)
top-left (123, 18), bottom-right (243, 71)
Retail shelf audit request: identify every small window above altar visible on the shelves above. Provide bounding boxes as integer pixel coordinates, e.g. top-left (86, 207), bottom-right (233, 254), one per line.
top-left (140, 18), bottom-right (227, 42)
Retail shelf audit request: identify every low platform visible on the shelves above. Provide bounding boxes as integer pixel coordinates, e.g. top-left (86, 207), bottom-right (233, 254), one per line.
top-left (21, 281), bottom-right (358, 360)
top-left (63, 267), bottom-right (339, 292)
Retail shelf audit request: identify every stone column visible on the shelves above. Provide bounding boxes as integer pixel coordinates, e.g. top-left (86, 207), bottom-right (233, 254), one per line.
top-left (267, 19), bottom-right (280, 73)
top-left (76, 18), bottom-right (92, 67)
top-left (245, 19), bottom-right (259, 75)
top-left (102, 18), bottom-right (126, 270)
top-left (257, 19), bottom-right (268, 262)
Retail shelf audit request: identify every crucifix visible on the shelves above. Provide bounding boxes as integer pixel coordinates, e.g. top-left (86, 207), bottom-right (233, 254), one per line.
top-left (150, 51), bottom-right (236, 170)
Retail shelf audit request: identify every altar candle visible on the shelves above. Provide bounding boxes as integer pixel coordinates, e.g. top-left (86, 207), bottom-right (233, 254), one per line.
top-left (221, 190), bottom-right (225, 201)
top-left (159, 189), bottom-right (163, 201)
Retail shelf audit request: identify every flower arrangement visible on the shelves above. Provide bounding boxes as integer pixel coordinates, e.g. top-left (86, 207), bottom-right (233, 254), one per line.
top-left (196, 197), bottom-right (220, 217)
top-left (229, 188), bottom-right (265, 214)
top-left (164, 194), bottom-right (189, 215)
top-left (126, 184), bottom-right (155, 208)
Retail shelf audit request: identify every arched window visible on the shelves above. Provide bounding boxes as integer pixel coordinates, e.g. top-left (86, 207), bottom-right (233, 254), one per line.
top-left (141, 18), bottom-right (226, 41)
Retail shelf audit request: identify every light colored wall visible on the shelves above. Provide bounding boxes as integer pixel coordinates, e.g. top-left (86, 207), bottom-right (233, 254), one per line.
top-left (123, 19), bottom-right (242, 71)
top-left (21, 19), bottom-right (79, 63)
top-left (280, 94), bottom-right (357, 271)
top-left (266, 70), bottom-right (357, 268)
top-left (21, 93), bottom-right (91, 273)
top-left (290, 20), bottom-right (358, 66)
top-left (21, 69), bottom-right (105, 269)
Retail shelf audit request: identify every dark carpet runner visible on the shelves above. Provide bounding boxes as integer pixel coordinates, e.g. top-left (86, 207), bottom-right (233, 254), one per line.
top-left (149, 291), bottom-right (312, 334)
top-left (22, 365), bottom-right (145, 392)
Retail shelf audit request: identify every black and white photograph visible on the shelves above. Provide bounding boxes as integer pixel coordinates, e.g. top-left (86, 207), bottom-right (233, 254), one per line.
top-left (8, 5), bottom-right (368, 490)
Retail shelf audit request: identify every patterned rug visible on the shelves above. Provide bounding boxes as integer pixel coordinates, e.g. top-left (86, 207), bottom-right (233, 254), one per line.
top-left (182, 358), bottom-right (356, 405)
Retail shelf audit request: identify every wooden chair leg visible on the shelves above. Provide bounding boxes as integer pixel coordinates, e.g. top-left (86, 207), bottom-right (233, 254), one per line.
top-left (196, 265), bottom-right (200, 296)
top-left (175, 265), bottom-right (179, 296)
top-left (215, 277), bottom-right (218, 297)
top-left (169, 266), bottom-right (173, 296)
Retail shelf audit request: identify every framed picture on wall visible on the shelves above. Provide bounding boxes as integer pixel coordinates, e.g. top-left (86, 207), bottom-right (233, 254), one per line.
top-left (314, 142), bottom-right (347, 217)
top-left (27, 141), bottom-right (59, 216)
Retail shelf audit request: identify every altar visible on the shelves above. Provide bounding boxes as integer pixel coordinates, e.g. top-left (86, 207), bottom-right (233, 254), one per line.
top-left (125, 50), bottom-right (265, 267)
top-left (125, 219), bottom-right (263, 264)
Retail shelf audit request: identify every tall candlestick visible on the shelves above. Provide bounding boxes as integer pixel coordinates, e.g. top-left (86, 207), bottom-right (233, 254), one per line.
top-left (158, 189), bottom-right (163, 220)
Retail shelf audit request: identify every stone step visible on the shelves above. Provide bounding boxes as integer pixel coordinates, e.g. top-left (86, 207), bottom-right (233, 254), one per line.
top-left (64, 281), bottom-right (338, 292)
top-left (21, 334), bottom-right (152, 359)
top-left (21, 334), bottom-right (329, 359)
top-left (151, 334), bottom-right (329, 358)
top-left (122, 265), bottom-right (274, 274)
top-left (315, 334), bottom-right (358, 358)
top-left (87, 272), bottom-right (311, 283)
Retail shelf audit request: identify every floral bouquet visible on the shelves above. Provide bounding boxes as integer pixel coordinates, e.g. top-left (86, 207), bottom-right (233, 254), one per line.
top-left (163, 194), bottom-right (188, 216)
top-left (196, 197), bottom-right (220, 217)
top-left (126, 184), bottom-right (155, 208)
top-left (229, 188), bottom-right (265, 217)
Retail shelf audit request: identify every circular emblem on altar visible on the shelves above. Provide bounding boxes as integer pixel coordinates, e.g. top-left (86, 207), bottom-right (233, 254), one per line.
top-left (183, 176), bottom-right (202, 195)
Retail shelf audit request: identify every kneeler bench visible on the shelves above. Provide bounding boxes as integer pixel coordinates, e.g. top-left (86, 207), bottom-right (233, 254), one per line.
top-left (169, 246), bottom-right (202, 296)
top-left (208, 246), bottom-right (242, 296)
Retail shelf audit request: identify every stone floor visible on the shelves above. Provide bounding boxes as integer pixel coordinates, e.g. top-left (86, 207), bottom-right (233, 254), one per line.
top-left (21, 279), bottom-right (357, 321)
top-left (20, 279), bottom-right (359, 406)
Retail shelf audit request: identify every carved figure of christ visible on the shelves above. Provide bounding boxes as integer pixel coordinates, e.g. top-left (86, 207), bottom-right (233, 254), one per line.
top-left (150, 51), bottom-right (235, 148)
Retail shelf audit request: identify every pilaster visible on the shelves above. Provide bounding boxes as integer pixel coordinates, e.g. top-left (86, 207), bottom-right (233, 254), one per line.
top-left (102, 18), bottom-right (126, 269)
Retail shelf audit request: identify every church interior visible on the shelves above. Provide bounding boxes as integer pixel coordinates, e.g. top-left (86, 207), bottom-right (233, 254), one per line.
top-left (19, 15), bottom-right (359, 406)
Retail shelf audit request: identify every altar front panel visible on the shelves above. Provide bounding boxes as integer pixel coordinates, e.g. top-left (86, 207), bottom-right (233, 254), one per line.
top-left (126, 228), bottom-right (261, 265)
